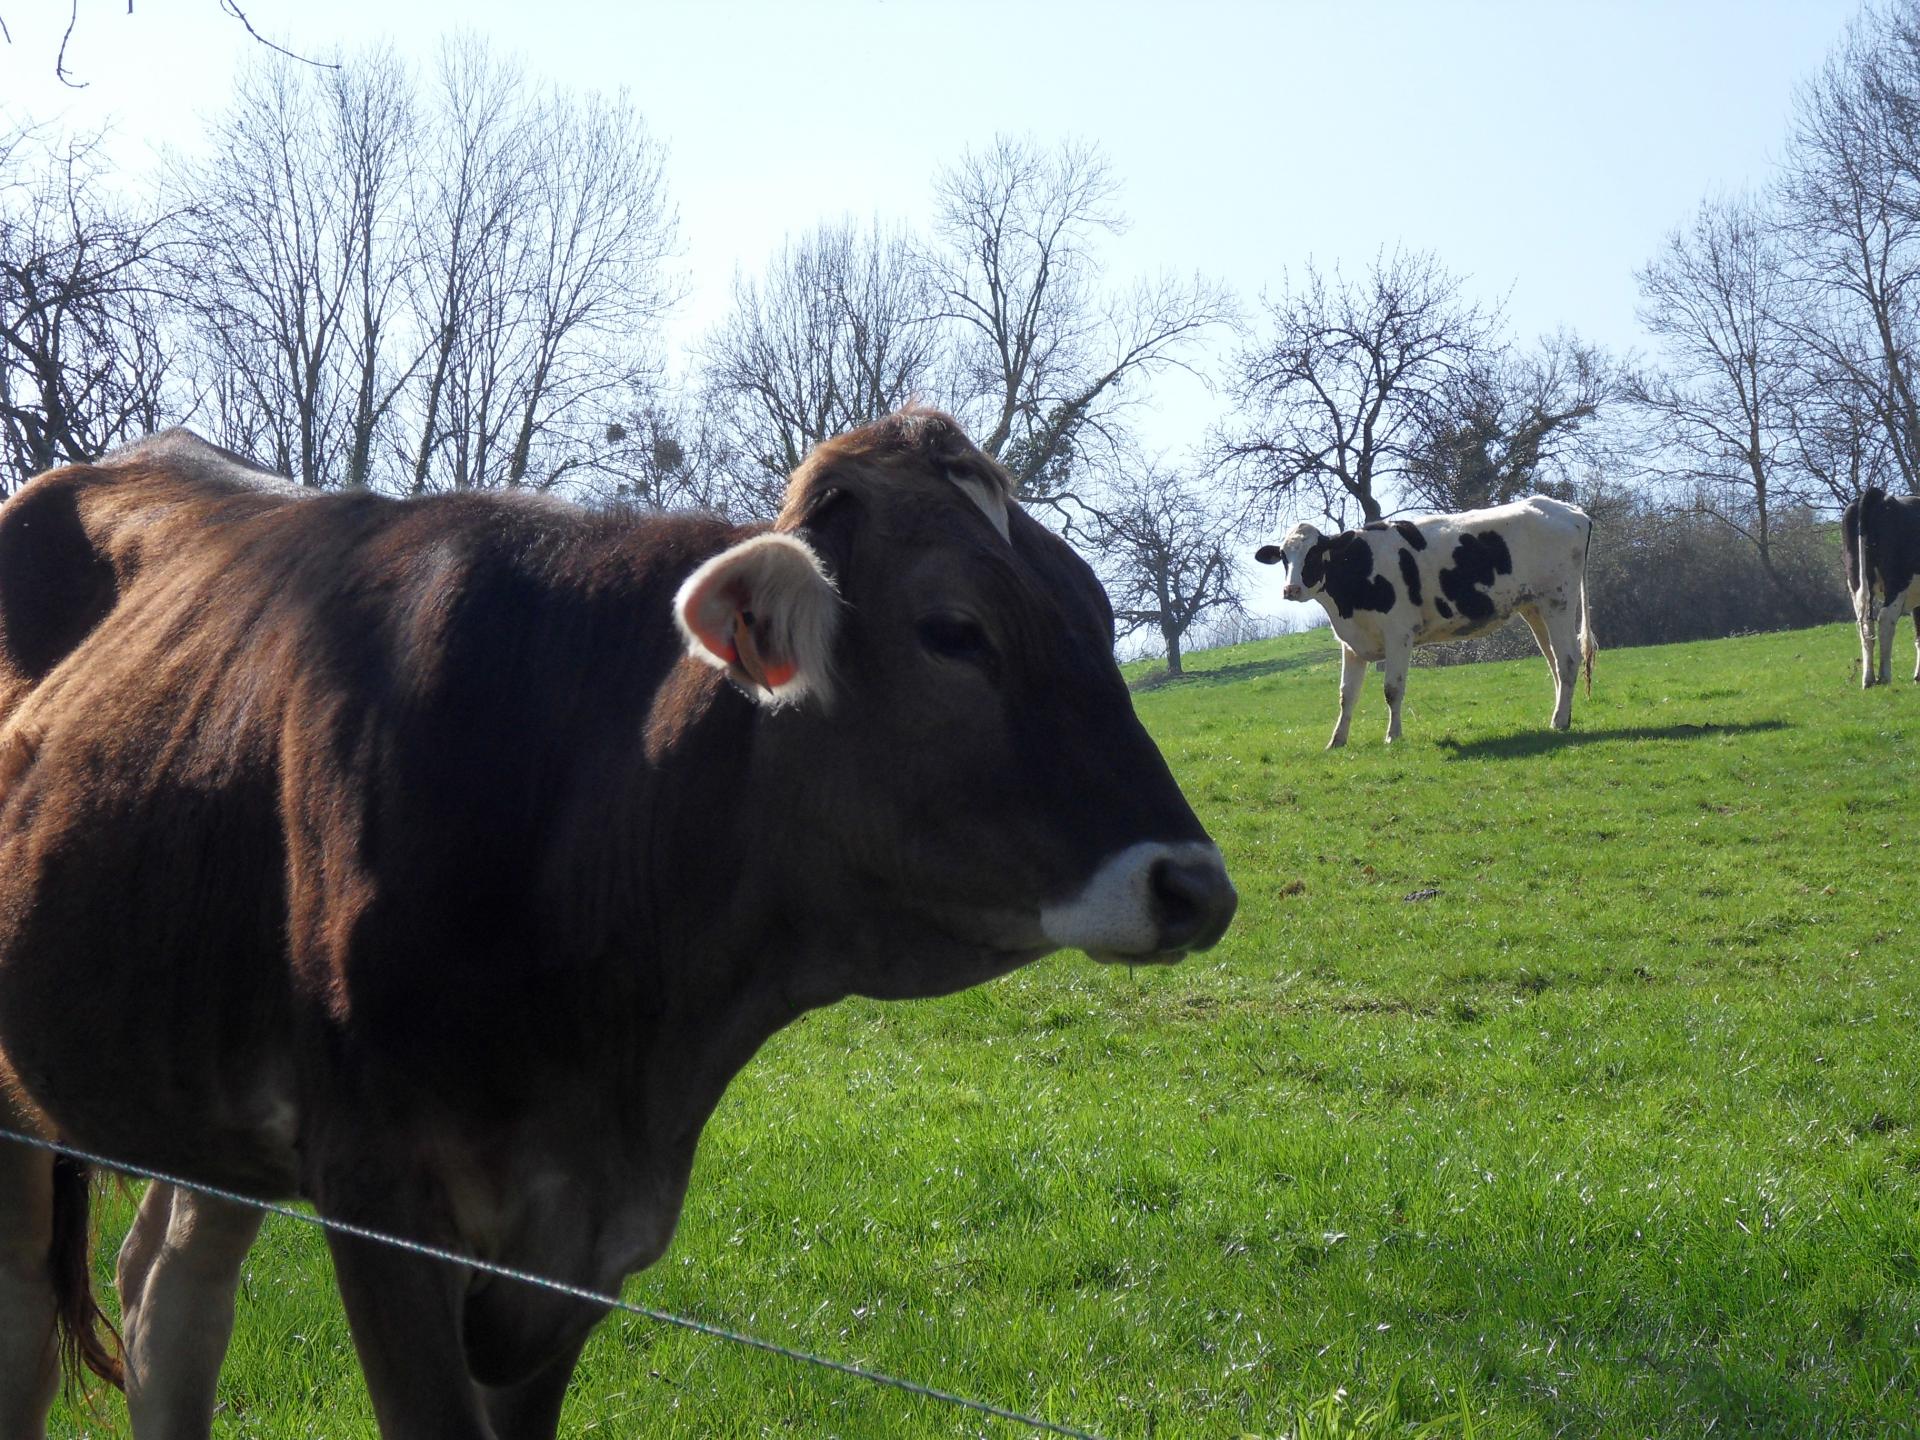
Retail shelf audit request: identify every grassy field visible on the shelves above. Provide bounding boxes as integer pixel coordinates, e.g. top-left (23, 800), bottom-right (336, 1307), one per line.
top-left (51, 621), bottom-right (1920, 1439)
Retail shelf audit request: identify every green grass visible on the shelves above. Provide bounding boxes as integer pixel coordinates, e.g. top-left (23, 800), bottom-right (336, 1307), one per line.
top-left (52, 622), bottom-right (1920, 1439)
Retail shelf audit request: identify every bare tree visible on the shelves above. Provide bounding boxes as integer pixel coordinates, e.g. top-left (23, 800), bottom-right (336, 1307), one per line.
top-left (926, 135), bottom-right (1234, 500)
top-left (1777, 6), bottom-right (1920, 493)
top-left (1081, 453), bottom-right (1243, 676)
top-left (694, 137), bottom-right (1228, 522)
top-left (167, 51), bottom-right (414, 487)
top-left (592, 383), bottom-right (740, 514)
top-left (167, 41), bottom-right (677, 494)
top-left (405, 46), bottom-right (678, 493)
top-left (1787, 349), bottom-right (1900, 506)
top-left (333, 53), bottom-right (417, 489)
top-left (1221, 248), bottom-right (1497, 527)
top-left (0, 122), bottom-right (172, 491)
top-left (1403, 332), bottom-right (1617, 514)
top-left (401, 38), bottom-right (524, 492)
top-left (701, 218), bottom-right (941, 516)
top-left (495, 87), bottom-right (678, 489)
top-left (1630, 193), bottom-right (1819, 610)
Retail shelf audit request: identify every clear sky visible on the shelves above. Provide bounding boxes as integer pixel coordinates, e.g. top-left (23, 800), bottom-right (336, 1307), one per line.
top-left (0, 0), bottom-right (1865, 619)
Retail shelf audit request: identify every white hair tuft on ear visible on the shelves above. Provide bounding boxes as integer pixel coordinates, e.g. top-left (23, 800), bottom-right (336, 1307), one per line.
top-left (673, 532), bottom-right (842, 707)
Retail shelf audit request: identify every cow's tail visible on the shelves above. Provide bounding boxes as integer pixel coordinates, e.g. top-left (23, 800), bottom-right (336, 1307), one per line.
top-left (1579, 516), bottom-right (1596, 698)
top-left (49, 1155), bottom-right (124, 1394)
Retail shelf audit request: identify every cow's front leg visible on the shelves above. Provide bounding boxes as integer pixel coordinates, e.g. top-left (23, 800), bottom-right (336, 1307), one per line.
top-left (117, 1181), bottom-right (264, 1440)
top-left (324, 1216), bottom-right (493, 1439)
top-left (1858, 591), bottom-right (1878, 687)
top-left (1329, 645), bottom-right (1368, 749)
top-left (479, 1330), bottom-right (592, 1440)
top-left (1879, 607), bottom-right (1899, 685)
top-left (1910, 611), bottom-right (1919, 682)
top-left (1381, 637), bottom-right (1412, 744)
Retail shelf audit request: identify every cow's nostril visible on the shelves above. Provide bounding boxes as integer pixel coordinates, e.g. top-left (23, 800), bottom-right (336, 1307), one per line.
top-left (1149, 858), bottom-right (1198, 931)
top-left (1148, 855), bottom-right (1238, 952)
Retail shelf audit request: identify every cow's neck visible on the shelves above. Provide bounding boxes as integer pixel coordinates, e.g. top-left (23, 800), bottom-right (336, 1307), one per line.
top-left (601, 666), bottom-right (832, 1193)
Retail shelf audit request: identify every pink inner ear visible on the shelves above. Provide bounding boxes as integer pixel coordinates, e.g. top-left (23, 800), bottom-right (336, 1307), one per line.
top-left (681, 549), bottom-right (812, 693)
top-left (732, 614), bottom-right (797, 692)
top-left (686, 574), bottom-right (743, 665)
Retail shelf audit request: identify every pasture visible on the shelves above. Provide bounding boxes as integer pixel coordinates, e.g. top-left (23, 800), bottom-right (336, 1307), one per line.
top-left (50, 621), bottom-right (1920, 1439)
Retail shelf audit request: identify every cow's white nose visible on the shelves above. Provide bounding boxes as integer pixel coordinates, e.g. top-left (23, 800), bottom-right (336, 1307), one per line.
top-left (1040, 841), bottom-right (1237, 961)
top-left (1283, 585), bottom-right (1303, 601)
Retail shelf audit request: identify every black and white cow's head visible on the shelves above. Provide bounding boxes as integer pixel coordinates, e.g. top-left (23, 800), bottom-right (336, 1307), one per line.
top-left (1254, 523), bottom-right (1325, 603)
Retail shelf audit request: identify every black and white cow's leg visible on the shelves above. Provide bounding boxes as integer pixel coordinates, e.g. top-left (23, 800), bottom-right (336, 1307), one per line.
top-left (1381, 636), bottom-right (1413, 744)
top-left (1519, 604), bottom-right (1573, 729)
top-left (116, 1181), bottom-right (264, 1440)
top-left (1856, 581), bottom-right (1878, 687)
top-left (1539, 600), bottom-right (1582, 730)
top-left (1518, 605), bottom-right (1558, 690)
top-left (1878, 606), bottom-right (1899, 686)
top-left (1910, 608), bottom-right (1919, 682)
top-left (1329, 644), bottom-right (1368, 749)
top-left (1859, 619), bottom-right (1876, 687)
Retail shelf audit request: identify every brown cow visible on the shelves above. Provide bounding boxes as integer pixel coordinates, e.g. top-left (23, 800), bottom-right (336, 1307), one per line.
top-left (0, 410), bottom-right (1234, 1439)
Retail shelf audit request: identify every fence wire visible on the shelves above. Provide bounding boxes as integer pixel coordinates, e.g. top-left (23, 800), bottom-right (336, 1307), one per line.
top-left (0, 1125), bottom-right (1108, 1440)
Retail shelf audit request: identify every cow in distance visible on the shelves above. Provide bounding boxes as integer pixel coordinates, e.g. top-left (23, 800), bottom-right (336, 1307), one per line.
top-left (0, 410), bottom-right (1236, 1440)
top-left (1842, 485), bottom-right (1920, 687)
top-left (1256, 497), bottom-right (1594, 747)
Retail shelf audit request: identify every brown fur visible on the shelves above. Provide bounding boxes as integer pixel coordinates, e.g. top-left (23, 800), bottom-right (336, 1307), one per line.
top-left (0, 410), bottom-right (1225, 1432)
top-left (777, 406), bottom-right (1019, 527)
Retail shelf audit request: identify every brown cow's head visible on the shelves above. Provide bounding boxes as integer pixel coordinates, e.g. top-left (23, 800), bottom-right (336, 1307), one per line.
top-left (672, 408), bottom-right (1235, 1000)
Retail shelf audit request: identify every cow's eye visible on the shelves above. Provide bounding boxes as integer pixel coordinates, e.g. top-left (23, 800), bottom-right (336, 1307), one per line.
top-left (916, 613), bottom-right (994, 666)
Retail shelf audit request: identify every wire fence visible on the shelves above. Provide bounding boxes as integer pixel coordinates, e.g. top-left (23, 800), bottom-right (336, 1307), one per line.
top-left (0, 1125), bottom-right (1109, 1440)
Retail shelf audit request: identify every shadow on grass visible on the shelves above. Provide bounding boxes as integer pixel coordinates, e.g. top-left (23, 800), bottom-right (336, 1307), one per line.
top-left (1133, 643), bottom-right (1340, 692)
top-left (1436, 718), bottom-right (1789, 760)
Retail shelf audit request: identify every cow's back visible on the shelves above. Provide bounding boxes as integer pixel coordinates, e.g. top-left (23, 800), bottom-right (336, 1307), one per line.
top-left (0, 432), bottom-right (305, 722)
top-left (1447, 494), bottom-right (1589, 555)
top-left (1382, 496), bottom-right (1589, 646)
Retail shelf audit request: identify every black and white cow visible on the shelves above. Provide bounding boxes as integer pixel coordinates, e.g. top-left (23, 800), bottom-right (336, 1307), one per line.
top-left (1256, 497), bottom-right (1595, 747)
top-left (1842, 486), bottom-right (1920, 688)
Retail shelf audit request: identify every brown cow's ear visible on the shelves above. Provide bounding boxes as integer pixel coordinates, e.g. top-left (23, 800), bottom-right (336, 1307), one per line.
top-left (673, 533), bottom-right (841, 707)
